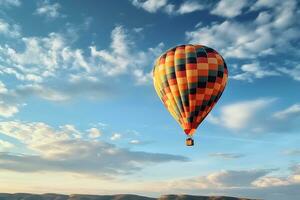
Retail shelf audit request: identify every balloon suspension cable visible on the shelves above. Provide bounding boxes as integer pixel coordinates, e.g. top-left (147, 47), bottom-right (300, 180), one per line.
top-left (186, 135), bottom-right (194, 146)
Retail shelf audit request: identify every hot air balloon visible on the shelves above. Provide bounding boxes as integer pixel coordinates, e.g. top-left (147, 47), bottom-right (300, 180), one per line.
top-left (153, 44), bottom-right (228, 146)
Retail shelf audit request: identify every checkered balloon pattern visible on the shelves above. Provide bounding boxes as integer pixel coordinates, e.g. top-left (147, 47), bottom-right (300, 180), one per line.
top-left (153, 44), bottom-right (228, 136)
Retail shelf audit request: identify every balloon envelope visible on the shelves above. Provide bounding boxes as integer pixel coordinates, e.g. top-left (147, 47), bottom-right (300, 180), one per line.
top-left (153, 44), bottom-right (228, 136)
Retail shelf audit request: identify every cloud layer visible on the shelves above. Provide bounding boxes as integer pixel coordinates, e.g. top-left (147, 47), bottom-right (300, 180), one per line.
top-left (0, 121), bottom-right (188, 176)
top-left (0, 21), bottom-right (164, 117)
top-left (186, 0), bottom-right (300, 82)
top-left (208, 98), bottom-right (300, 133)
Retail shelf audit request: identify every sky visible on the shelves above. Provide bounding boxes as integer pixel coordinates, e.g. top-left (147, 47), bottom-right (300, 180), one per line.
top-left (0, 0), bottom-right (299, 199)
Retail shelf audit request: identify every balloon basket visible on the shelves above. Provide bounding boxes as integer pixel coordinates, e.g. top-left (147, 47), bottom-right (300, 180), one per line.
top-left (186, 138), bottom-right (194, 146)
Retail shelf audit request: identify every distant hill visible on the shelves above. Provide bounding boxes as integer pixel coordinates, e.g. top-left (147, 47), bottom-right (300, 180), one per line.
top-left (158, 195), bottom-right (257, 200)
top-left (0, 193), bottom-right (258, 200)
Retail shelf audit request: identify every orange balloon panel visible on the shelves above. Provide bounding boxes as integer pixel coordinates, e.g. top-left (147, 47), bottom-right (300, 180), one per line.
top-left (153, 44), bottom-right (228, 136)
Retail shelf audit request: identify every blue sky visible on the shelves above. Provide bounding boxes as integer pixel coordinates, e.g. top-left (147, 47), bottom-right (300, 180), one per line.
top-left (0, 0), bottom-right (299, 199)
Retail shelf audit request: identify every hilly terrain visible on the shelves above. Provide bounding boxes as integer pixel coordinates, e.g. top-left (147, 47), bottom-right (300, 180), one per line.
top-left (0, 193), bottom-right (258, 200)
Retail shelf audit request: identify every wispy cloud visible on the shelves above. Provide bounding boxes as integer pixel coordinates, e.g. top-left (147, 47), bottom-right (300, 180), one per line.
top-left (207, 169), bottom-right (273, 187)
top-left (0, 81), bottom-right (21, 117)
top-left (291, 163), bottom-right (300, 174)
top-left (252, 164), bottom-right (300, 188)
top-left (174, 1), bottom-right (204, 15)
top-left (129, 139), bottom-right (140, 144)
top-left (186, 0), bottom-right (299, 82)
top-left (0, 101), bottom-right (19, 117)
top-left (0, 24), bottom-right (164, 116)
top-left (283, 149), bottom-right (300, 156)
top-left (131, 0), bottom-right (204, 15)
top-left (250, 0), bottom-right (282, 11)
top-left (162, 166), bottom-right (300, 199)
top-left (209, 152), bottom-right (245, 160)
top-left (0, 139), bottom-right (14, 150)
top-left (90, 26), bottom-right (164, 79)
top-left (211, 0), bottom-right (249, 18)
top-left (0, 18), bottom-right (21, 37)
top-left (169, 169), bottom-right (275, 190)
top-left (1, 18), bottom-right (162, 101)
top-left (208, 99), bottom-right (300, 133)
top-left (277, 65), bottom-right (300, 81)
top-left (131, 0), bottom-right (168, 13)
top-left (90, 26), bottom-right (132, 76)
top-left (231, 62), bottom-right (280, 82)
top-left (110, 133), bottom-right (122, 141)
top-left (35, 0), bottom-right (64, 19)
top-left (87, 128), bottom-right (102, 139)
top-left (0, 0), bottom-right (21, 7)
top-left (208, 98), bottom-right (275, 131)
top-left (273, 104), bottom-right (300, 119)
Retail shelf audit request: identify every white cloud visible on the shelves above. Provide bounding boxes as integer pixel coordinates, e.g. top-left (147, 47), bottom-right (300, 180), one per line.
top-left (176, 1), bottom-right (204, 15)
top-left (208, 99), bottom-right (300, 133)
top-left (90, 26), bottom-right (131, 76)
top-left (87, 128), bottom-right (102, 138)
top-left (291, 164), bottom-right (300, 174)
top-left (207, 169), bottom-right (272, 187)
top-left (90, 26), bottom-right (164, 81)
top-left (252, 165), bottom-right (300, 188)
top-left (0, 79), bottom-right (116, 119)
top-left (0, 25), bottom-right (163, 112)
top-left (283, 149), bottom-right (300, 156)
top-left (271, 0), bottom-right (297, 29)
top-left (0, 139), bottom-right (14, 150)
top-left (0, 101), bottom-right (19, 117)
top-left (186, 0), bottom-right (300, 83)
top-left (131, 0), bottom-right (204, 15)
top-left (255, 11), bottom-right (272, 25)
top-left (61, 124), bottom-right (82, 139)
top-left (186, 20), bottom-right (274, 59)
top-left (277, 65), bottom-right (300, 81)
top-left (164, 4), bottom-right (175, 14)
top-left (0, 121), bottom-right (72, 156)
top-left (0, 0), bottom-right (21, 7)
top-left (131, 0), bottom-right (167, 13)
top-left (0, 141), bottom-right (187, 175)
top-left (0, 81), bottom-right (22, 117)
top-left (250, 0), bottom-right (282, 11)
top-left (211, 0), bottom-right (249, 18)
top-left (208, 99), bottom-right (274, 130)
top-left (0, 81), bottom-right (8, 94)
top-left (16, 27), bottom-right (152, 82)
top-left (15, 84), bottom-right (69, 101)
top-left (133, 69), bottom-right (152, 85)
top-left (0, 18), bottom-right (21, 37)
top-left (128, 139), bottom-right (152, 146)
top-left (0, 120), bottom-right (187, 175)
top-left (0, 20), bottom-right (160, 119)
top-left (273, 104), bottom-right (300, 119)
top-left (169, 168), bottom-right (274, 190)
top-left (129, 139), bottom-right (140, 144)
top-left (252, 176), bottom-right (291, 187)
top-left (110, 133), bottom-right (122, 141)
top-left (133, 27), bottom-right (143, 33)
top-left (232, 62), bottom-right (279, 82)
top-left (186, 0), bottom-right (300, 62)
top-left (209, 153), bottom-right (244, 160)
top-left (157, 166), bottom-right (300, 200)
top-left (35, 0), bottom-right (63, 19)
top-left (0, 33), bottom-right (66, 82)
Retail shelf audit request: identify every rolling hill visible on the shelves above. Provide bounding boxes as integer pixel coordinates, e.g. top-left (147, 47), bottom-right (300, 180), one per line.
top-left (0, 193), bottom-right (258, 200)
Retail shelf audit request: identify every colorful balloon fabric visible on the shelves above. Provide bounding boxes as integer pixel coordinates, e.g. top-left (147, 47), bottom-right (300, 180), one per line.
top-left (153, 44), bottom-right (228, 137)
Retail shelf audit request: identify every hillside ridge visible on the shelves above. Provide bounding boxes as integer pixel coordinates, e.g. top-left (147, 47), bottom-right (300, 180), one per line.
top-left (0, 193), bottom-right (259, 200)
